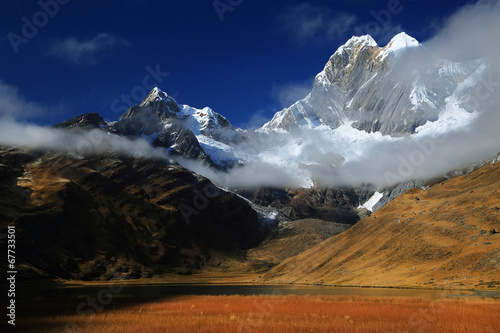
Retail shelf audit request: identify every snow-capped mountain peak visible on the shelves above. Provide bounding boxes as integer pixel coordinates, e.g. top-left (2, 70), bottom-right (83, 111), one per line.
top-left (111, 87), bottom-right (241, 170)
top-left (262, 32), bottom-right (482, 136)
top-left (381, 32), bottom-right (420, 55)
top-left (335, 34), bottom-right (378, 55)
top-left (140, 86), bottom-right (170, 107)
top-left (344, 35), bottom-right (378, 48)
top-left (180, 105), bottom-right (233, 134)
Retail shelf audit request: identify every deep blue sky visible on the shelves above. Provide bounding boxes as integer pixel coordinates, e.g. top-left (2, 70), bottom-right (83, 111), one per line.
top-left (0, 0), bottom-right (474, 127)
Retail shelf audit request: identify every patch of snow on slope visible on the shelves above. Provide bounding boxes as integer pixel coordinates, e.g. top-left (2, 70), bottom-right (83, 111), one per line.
top-left (410, 83), bottom-right (436, 110)
top-left (179, 105), bottom-right (205, 135)
top-left (358, 192), bottom-right (383, 211)
top-left (196, 135), bottom-right (235, 164)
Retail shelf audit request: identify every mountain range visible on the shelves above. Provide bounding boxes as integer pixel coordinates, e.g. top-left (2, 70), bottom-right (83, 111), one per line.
top-left (59, 32), bottom-right (488, 190)
top-left (0, 32), bottom-right (498, 286)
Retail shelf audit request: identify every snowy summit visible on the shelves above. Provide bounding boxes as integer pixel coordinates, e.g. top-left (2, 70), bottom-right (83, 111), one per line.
top-left (140, 87), bottom-right (170, 107)
top-left (335, 35), bottom-right (378, 55)
top-left (380, 32), bottom-right (420, 56)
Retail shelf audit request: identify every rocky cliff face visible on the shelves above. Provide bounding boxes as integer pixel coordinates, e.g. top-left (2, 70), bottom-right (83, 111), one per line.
top-left (262, 33), bottom-right (483, 135)
top-left (52, 112), bottom-right (110, 130)
top-left (235, 186), bottom-right (371, 225)
top-left (112, 88), bottom-right (181, 136)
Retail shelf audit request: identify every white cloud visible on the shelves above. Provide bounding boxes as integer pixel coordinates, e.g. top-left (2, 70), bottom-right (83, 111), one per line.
top-left (271, 79), bottom-right (314, 108)
top-left (242, 110), bottom-right (274, 129)
top-left (425, 0), bottom-right (500, 64)
top-left (0, 119), bottom-right (163, 160)
top-left (277, 3), bottom-right (357, 46)
top-left (0, 80), bottom-right (67, 121)
top-left (48, 33), bottom-right (130, 65)
top-left (0, 84), bottom-right (165, 162)
top-left (0, 81), bottom-right (44, 119)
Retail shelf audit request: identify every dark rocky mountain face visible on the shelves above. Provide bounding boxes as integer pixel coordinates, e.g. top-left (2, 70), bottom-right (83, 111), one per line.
top-left (235, 186), bottom-right (372, 226)
top-left (0, 147), bottom-right (262, 281)
top-left (150, 119), bottom-right (220, 168)
top-left (53, 112), bottom-right (110, 130)
top-left (112, 89), bottom-right (181, 136)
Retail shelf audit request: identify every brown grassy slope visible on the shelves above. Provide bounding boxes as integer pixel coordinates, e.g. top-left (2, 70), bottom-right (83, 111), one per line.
top-left (201, 219), bottom-right (352, 275)
top-left (262, 161), bottom-right (500, 289)
top-left (246, 220), bottom-right (351, 269)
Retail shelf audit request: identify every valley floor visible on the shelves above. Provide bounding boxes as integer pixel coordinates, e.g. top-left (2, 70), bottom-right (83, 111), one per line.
top-left (15, 294), bottom-right (500, 333)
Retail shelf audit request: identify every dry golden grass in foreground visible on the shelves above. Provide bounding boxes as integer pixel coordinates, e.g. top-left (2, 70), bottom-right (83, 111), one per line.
top-left (19, 295), bottom-right (500, 333)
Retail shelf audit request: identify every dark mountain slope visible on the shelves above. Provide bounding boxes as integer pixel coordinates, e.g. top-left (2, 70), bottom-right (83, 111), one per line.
top-left (0, 147), bottom-right (262, 281)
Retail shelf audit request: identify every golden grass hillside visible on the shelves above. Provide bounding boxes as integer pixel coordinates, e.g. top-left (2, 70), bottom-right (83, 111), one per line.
top-left (202, 219), bottom-right (352, 275)
top-left (262, 161), bottom-right (500, 289)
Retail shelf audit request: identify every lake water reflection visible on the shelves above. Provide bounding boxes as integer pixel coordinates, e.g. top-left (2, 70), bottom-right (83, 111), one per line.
top-left (34, 284), bottom-right (499, 300)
